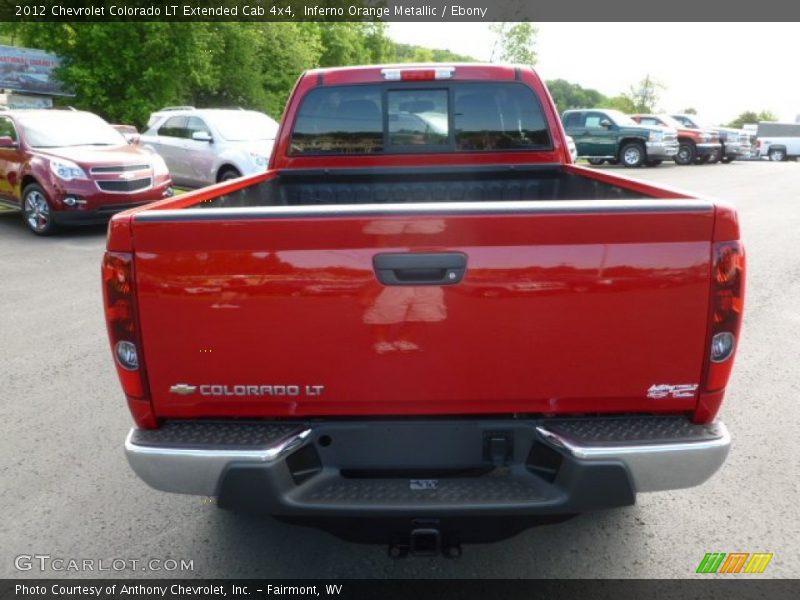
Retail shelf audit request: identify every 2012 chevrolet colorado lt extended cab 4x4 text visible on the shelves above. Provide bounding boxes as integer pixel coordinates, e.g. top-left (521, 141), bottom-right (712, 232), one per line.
top-left (104, 64), bottom-right (744, 554)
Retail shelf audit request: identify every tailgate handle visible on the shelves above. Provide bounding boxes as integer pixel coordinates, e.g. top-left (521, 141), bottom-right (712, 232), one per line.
top-left (373, 252), bottom-right (467, 286)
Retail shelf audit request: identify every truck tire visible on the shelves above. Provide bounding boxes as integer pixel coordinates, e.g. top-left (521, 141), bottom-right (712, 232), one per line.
top-left (22, 183), bottom-right (57, 236)
top-left (620, 142), bottom-right (645, 168)
top-left (694, 155), bottom-right (711, 165)
top-left (587, 158), bottom-right (606, 166)
top-left (721, 157), bottom-right (735, 164)
top-left (768, 148), bottom-right (786, 162)
top-left (645, 160), bottom-right (663, 167)
top-left (707, 152), bottom-right (720, 164)
top-left (674, 141), bottom-right (696, 166)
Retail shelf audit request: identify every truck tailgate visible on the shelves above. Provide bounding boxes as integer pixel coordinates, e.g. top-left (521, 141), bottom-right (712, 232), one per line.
top-left (132, 200), bottom-right (714, 418)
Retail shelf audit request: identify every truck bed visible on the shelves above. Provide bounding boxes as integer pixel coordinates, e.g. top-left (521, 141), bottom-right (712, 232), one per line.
top-left (183, 165), bottom-right (656, 210)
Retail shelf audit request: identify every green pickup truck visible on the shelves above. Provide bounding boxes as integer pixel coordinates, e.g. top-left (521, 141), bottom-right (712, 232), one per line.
top-left (562, 109), bottom-right (679, 168)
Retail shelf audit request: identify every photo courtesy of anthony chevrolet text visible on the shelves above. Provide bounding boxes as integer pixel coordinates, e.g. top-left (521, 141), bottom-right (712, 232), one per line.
top-left (0, 0), bottom-right (798, 598)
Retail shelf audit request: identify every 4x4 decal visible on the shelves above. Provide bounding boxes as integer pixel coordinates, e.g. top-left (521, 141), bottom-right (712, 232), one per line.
top-left (647, 384), bottom-right (698, 399)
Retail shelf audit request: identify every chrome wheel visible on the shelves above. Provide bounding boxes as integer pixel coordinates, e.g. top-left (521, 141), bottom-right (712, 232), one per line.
top-left (24, 189), bottom-right (50, 233)
top-left (674, 142), bottom-right (696, 166)
top-left (620, 143), bottom-right (644, 168)
top-left (769, 149), bottom-right (786, 162)
top-left (623, 148), bottom-right (641, 165)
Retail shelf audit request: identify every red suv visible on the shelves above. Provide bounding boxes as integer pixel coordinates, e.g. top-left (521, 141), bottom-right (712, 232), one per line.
top-left (0, 110), bottom-right (173, 235)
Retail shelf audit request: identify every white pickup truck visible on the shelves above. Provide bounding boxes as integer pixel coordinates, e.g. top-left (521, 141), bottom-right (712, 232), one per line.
top-left (756, 121), bottom-right (800, 161)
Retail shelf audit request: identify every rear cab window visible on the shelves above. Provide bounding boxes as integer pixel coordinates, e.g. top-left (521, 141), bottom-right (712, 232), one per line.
top-left (388, 89), bottom-right (449, 148)
top-left (291, 86), bottom-right (384, 154)
top-left (290, 82), bottom-right (552, 155)
top-left (638, 117), bottom-right (661, 127)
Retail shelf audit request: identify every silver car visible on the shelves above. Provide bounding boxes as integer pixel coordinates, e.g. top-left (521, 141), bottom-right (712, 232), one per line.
top-left (140, 107), bottom-right (279, 188)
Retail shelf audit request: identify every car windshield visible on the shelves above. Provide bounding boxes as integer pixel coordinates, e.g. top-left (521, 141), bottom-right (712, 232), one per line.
top-left (604, 110), bottom-right (638, 127)
top-left (674, 115), bottom-right (710, 129)
top-left (18, 112), bottom-right (126, 148)
top-left (205, 111), bottom-right (279, 141)
top-left (656, 115), bottom-right (685, 129)
top-left (692, 117), bottom-right (714, 129)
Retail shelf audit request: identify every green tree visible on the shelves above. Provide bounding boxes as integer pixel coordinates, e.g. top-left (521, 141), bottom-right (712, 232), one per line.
top-left (546, 79), bottom-right (606, 114)
top-left (16, 23), bottom-right (216, 126)
top-left (257, 23), bottom-right (322, 117)
top-left (393, 43), bottom-right (475, 63)
top-left (411, 47), bottom-right (435, 62)
top-left (317, 23), bottom-right (372, 67)
top-left (192, 24), bottom-right (268, 110)
top-left (727, 110), bottom-right (778, 128)
top-left (726, 111), bottom-right (758, 128)
top-left (601, 95), bottom-right (637, 114)
top-left (490, 22), bottom-right (537, 65)
top-left (362, 23), bottom-right (395, 63)
top-left (0, 22), bottom-right (19, 45)
top-left (430, 48), bottom-right (474, 62)
top-left (624, 74), bottom-right (664, 113)
top-left (757, 110), bottom-right (778, 122)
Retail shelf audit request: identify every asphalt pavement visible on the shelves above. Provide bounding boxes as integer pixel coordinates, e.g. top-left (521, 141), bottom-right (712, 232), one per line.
top-left (1, 160), bottom-right (798, 578)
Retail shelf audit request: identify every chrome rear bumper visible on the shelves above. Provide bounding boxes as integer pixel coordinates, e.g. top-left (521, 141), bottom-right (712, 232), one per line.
top-left (125, 427), bottom-right (310, 496)
top-left (124, 417), bottom-right (730, 508)
top-left (535, 421), bottom-right (730, 492)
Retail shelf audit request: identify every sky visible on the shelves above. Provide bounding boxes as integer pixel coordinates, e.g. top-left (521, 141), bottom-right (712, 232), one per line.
top-left (386, 22), bottom-right (800, 125)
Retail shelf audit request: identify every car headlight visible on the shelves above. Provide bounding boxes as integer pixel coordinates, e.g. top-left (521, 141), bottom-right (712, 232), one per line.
top-left (702, 133), bottom-right (712, 142)
top-left (249, 152), bottom-right (268, 168)
top-left (649, 130), bottom-right (663, 142)
top-left (151, 155), bottom-right (170, 177)
top-left (50, 159), bottom-right (88, 181)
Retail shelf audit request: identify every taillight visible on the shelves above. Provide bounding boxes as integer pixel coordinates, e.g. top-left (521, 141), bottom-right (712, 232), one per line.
top-left (703, 241), bottom-right (745, 392)
top-left (102, 252), bottom-right (155, 427)
top-left (381, 67), bottom-right (455, 81)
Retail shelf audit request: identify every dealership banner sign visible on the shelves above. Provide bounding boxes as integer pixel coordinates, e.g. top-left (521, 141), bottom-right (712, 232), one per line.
top-left (0, 45), bottom-right (68, 96)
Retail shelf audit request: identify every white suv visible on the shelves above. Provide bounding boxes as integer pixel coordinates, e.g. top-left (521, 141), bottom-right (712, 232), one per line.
top-left (140, 107), bottom-right (279, 188)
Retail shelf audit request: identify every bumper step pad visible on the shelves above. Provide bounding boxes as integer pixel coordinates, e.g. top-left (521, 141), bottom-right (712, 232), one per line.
top-left (302, 475), bottom-right (549, 506)
top-left (539, 416), bottom-right (725, 446)
top-left (130, 420), bottom-right (303, 450)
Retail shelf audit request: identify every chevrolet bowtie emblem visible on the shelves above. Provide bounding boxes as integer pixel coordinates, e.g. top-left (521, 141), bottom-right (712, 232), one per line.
top-left (169, 384), bottom-right (197, 395)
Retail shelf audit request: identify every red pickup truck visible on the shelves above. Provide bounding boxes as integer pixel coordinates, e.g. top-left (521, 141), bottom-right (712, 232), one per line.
top-left (105, 65), bottom-right (744, 555)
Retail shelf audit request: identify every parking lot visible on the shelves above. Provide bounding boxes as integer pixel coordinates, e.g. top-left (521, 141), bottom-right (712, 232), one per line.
top-left (1, 160), bottom-right (798, 578)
